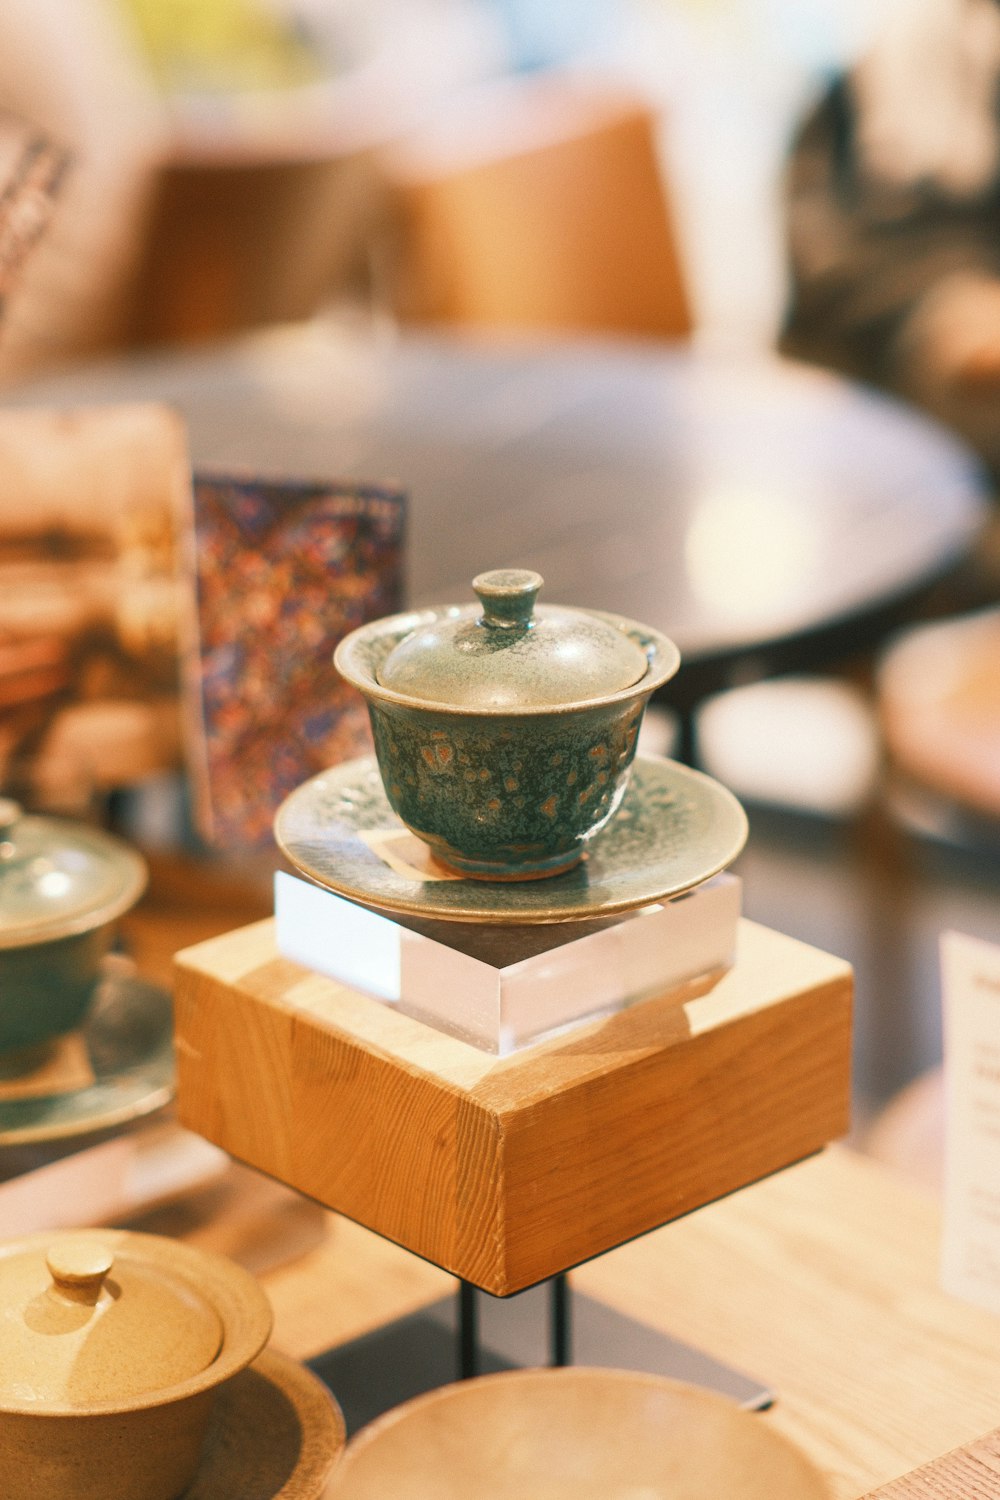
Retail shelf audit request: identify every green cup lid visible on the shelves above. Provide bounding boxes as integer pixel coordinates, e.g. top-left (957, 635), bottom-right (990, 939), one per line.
top-left (376, 570), bottom-right (650, 710)
top-left (0, 800), bottom-right (147, 950)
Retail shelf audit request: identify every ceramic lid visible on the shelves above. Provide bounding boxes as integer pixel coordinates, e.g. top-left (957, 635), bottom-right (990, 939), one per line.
top-left (0, 1234), bottom-right (224, 1408)
top-left (0, 800), bottom-right (147, 950)
top-left (376, 570), bottom-right (649, 709)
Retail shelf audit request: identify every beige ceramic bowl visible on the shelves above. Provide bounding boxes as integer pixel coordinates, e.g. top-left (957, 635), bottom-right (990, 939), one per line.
top-left (0, 1227), bottom-right (273, 1500)
top-left (328, 1367), bottom-right (831, 1500)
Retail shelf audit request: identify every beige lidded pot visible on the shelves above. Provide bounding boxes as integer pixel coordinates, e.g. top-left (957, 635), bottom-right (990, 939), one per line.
top-left (0, 1227), bottom-right (273, 1500)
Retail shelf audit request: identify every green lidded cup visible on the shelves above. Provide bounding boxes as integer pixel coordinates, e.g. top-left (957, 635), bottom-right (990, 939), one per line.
top-left (0, 800), bottom-right (147, 1054)
top-left (334, 570), bottom-right (680, 880)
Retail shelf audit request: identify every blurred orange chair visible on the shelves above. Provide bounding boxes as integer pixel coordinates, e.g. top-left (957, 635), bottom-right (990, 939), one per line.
top-left (878, 607), bottom-right (1000, 823)
top-left (122, 150), bottom-right (375, 347)
top-left (378, 78), bottom-right (693, 340)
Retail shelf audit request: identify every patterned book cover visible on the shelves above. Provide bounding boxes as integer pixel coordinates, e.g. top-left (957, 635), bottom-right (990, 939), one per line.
top-left (0, 403), bottom-right (190, 816)
top-left (186, 473), bottom-right (405, 848)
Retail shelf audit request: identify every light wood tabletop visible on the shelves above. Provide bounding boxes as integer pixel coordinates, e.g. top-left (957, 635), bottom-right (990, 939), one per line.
top-left (114, 858), bottom-right (1000, 1497)
top-left (246, 1147), bottom-right (1000, 1500)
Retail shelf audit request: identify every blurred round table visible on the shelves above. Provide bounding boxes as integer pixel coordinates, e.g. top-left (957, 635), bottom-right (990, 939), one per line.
top-left (9, 323), bottom-right (990, 729)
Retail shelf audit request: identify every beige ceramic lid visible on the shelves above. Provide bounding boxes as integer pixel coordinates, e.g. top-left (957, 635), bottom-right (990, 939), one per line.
top-left (0, 1233), bottom-right (224, 1408)
top-left (377, 570), bottom-right (649, 710)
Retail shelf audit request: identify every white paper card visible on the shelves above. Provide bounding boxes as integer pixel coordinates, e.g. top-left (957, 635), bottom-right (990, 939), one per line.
top-left (274, 871), bottom-right (401, 1001)
top-left (941, 929), bottom-right (1000, 1313)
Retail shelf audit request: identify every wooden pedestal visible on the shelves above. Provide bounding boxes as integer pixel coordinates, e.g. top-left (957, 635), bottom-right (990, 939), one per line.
top-left (173, 918), bottom-right (851, 1296)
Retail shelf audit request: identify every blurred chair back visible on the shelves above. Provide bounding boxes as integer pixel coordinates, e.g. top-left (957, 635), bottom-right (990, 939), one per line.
top-left (123, 150), bottom-right (375, 346)
top-left (878, 607), bottom-right (1000, 823)
top-left (379, 79), bottom-right (693, 339)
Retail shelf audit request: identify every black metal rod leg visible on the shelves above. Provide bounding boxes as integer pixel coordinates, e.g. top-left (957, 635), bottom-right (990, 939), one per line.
top-left (676, 706), bottom-right (698, 768)
top-left (550, 1273), bottom-right (572, 1367)
top-left (458, 1279), bottom-right (480, 1380)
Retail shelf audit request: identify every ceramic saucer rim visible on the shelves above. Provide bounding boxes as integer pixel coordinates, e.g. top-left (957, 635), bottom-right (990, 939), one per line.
top-left (275, 753), bottom-right (748, 925)
top-left (0, 972), bottom-right (174, 1147)
top-left (184, 1347), bottom-right (346, 1500)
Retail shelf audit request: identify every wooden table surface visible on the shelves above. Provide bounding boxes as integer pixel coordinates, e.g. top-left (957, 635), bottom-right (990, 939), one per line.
top-left (115, 858), bottom-right (1000, 1498)
top-left (248, 1147), bottom-right (1000, 1500)
top-left (10, 323), bottom-right (990, 701)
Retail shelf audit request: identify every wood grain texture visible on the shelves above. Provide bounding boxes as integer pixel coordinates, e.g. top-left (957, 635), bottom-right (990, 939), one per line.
top-left (189, 1149), bottom-right (1000, 1500)
top-left (174, 917), bottom-right (851, 1294)
top-left (574, 1149), bottom-right (1000, 1500)
top-left (498, 974), bottom-right (850, 1288)
top-left (861, 1431), bottom-right (1000, 1497)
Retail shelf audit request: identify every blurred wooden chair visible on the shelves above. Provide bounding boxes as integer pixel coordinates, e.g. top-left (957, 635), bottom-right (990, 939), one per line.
top-left (121, 149), bottom-right (377, 347)
top-left (858, 608), bottom-right (1000, 1198)
top-left (878, 606), bottom-right (1000, 836)
top-left (378, 77), bottom-right (693, 339)
top-left (0, 0), bottom-right (380, 368)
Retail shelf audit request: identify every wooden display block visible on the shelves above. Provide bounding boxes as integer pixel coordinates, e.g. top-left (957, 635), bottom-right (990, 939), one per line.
top-left (173, 918), bottom-right (852, 1296)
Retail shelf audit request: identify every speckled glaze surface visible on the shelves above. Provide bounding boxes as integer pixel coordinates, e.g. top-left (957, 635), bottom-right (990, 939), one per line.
top-left (368, 695), bottom-right (645, 876)
top-left (275, 753), bottom-right (748, 925)
top-left (377, 570), bottom-right (649, 709)
top-left (0, 929), bottom-right (115, 1053)
top-left (335, 585), bottom-right (681, 878)
top-left (0, 1228), bottom-right (273, 1500)
top-left (327, 1367), bottom-right (829, 1500)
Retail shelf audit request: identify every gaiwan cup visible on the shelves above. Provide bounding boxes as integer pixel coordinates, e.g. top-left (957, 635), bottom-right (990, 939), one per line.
top-left (334, 569), bottom-right (680, 879)
top-left (0, 1227), bottom-right (273, 1500)
top-left (0, 799), bottom-right (147, 1055)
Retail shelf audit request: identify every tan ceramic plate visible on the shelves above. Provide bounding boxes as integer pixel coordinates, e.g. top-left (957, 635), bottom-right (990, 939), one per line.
top-left (188, 1348), bottom-right (345, 1499)
top-left (325, 1367), bottom-right (830, 1499)
top-left (276, 754), bottom-right (748, 925)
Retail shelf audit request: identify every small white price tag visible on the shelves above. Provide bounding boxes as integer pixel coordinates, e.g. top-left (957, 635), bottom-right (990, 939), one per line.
top-left (941, 930), bottom-right (1000, 1313)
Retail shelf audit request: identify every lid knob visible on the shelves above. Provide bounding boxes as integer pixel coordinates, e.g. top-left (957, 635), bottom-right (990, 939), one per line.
top-left (46, 1240), bottom-right (114, 1303)
top-left (473, 569), bottom-right (543, 630)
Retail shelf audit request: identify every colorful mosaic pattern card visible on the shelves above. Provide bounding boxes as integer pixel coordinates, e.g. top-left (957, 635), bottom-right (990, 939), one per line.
top-left (186, 474), bottom-right (405, 848)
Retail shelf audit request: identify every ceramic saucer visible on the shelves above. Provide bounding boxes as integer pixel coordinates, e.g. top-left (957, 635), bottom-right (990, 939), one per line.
top-left (275, 754), bottom-right (748, 925)
top-left (0, 962), bottom-right (173, 1146)
top-left (186, 1348), bottom-right (346, 1499)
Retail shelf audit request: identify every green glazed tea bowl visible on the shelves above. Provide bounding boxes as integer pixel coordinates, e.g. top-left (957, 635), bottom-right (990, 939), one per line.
top-left (334, 570), bottom-right (680, 880)
top-left (0, 801), bottom-right (147, 1055)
